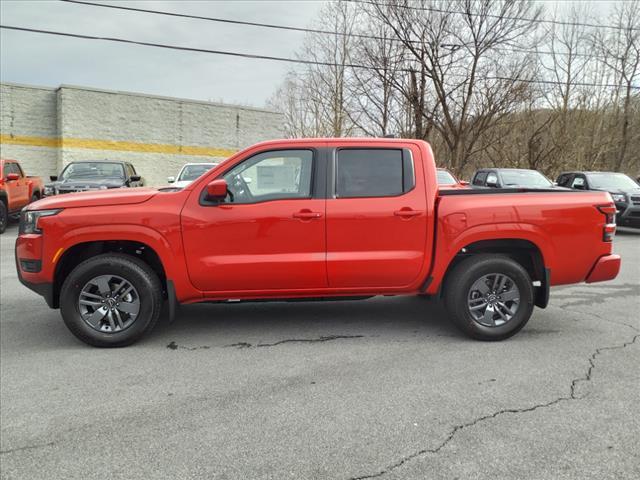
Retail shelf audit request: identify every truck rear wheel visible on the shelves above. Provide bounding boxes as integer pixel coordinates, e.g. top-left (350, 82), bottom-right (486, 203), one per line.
top-left (60, 254), bottom-right (163, 347)
top-left (444, 254), bottom-right (534, 341)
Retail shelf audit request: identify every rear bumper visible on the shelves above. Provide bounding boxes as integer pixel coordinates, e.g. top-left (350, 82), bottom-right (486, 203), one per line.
top-left (585, 254), bottom-right (621, 284)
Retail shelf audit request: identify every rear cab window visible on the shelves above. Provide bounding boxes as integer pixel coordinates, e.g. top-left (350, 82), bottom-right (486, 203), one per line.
top-left (335, 149), bottom-right (414, 198)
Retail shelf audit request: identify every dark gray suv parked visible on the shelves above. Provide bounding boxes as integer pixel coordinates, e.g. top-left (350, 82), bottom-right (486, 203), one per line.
top-left (45, 161), bottom-right (144, 196)
top-left (557, 171), bottom-right (640, 228)
top-left (471, 168), bottom-right (558, 189)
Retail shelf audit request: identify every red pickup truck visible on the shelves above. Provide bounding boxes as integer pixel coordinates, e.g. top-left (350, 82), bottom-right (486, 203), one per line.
top-left (1, 159), bottom-right (44, 234)
top-left (15, 139), bottom-right (620, 347)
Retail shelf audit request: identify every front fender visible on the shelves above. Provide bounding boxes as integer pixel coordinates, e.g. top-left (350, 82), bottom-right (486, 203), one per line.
top-left (50, 224), bottom-right (200, 302)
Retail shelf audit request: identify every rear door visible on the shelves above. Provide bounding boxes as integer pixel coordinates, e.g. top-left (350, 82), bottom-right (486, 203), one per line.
top-left (326, 146), bottom-right (428, 288)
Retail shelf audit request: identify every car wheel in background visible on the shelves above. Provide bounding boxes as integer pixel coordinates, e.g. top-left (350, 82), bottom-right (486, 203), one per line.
top-left (60, 253), bottom-right (163, 347)
top-left (0, 202), bottom-right (7, 234)
top-left (444, 254), bottom-right (534, 341)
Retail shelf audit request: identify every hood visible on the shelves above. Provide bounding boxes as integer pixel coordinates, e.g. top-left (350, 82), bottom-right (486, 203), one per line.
top-left (27, 187), bottom-right (158, 210)
top-left (48, 177), bottom-right (125, 189)
top-left (593, 187), bottom-right (640, 195)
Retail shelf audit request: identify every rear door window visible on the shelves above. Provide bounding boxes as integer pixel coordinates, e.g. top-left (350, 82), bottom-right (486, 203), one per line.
top-left (336, 149), bottom-right (412, 198)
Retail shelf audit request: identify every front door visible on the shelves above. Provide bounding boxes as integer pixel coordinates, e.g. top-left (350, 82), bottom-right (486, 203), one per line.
top-left (4, 162), bottom-right (28, 211)
top-left (326, 147), bottom-right (428, 288)
top-left (181, 148), bottom-right (327, 293)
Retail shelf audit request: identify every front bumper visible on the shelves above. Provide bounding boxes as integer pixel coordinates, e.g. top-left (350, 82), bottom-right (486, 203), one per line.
top-left (15, 235), bottom-right (56, 308)
top-left (615, 202), bottom-right (640, 228)
top-left (585, 254), bottom-right (621, 284)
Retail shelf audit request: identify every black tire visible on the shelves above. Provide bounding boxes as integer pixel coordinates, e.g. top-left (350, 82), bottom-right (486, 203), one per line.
top-left (0, 202), bottom-right (7, 234)
top-left (444, 254), bottom-right (534, 341)
top-left (60, 253), bottom-right (163, 347)
top-left (30, 193), bottom-right (39, 203)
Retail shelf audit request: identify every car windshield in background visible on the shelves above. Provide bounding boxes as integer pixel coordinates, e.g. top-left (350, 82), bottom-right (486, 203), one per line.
top-left (437, 170), bottom-right (456, 184)
top-left (60, 162), bottom-right (124, 180)
top-left (501, 170), bottom-right (552, 188)
top-left (178, 164), bottom-right (215, 182)
top-left (586, 173), bottom-right (639, 190)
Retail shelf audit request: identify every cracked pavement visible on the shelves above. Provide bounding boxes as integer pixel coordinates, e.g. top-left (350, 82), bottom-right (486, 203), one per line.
top-left (1, 225), bottom-right (639, 479)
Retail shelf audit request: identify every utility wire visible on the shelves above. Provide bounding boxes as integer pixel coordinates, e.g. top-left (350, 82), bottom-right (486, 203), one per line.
top-left (2, 24), bottom-right (638, 90)
top-left (60, 0), bottom-right (604, 59)
top-left (347, 0), bottom-right (640, 32)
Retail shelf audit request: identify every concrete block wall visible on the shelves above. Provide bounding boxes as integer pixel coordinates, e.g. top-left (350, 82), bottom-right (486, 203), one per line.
top-left (0, 83), bottom-right (59, 179)
top-left (1, 82), bottom-right (285, 185)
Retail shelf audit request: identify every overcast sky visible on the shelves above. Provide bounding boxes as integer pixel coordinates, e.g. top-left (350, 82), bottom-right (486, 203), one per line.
top-left (0, 0), bottom-right (618, 108)
top-left (0, 0), bottom-right (326, 107)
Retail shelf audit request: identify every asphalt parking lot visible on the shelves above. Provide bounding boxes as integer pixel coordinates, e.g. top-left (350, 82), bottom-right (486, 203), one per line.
top-left (1, 224), bottom-right (639, 480)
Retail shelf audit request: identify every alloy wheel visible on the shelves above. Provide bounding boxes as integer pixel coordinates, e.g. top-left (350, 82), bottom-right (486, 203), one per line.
top-left (467, 273), bottom-right (520, 327)
top-left (78, 275), bottom-right (140, 333)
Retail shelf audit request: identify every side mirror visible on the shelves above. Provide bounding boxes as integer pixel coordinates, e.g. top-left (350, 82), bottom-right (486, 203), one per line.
top-left (167, 176), bottom-right (175, 183)
top-left (50, 175), bottom-right (58, 181)
top-left (130, 175), bottom-right (141, 182)
top-left (486, 179), bottom-right (498, 188)
top-left (206, 179), bottom-right (228, 200)
top-left (6, 173), bottom-right (20, 181)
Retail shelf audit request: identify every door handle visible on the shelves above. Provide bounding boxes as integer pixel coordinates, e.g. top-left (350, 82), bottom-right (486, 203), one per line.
top-left (293, 210), bottom-right (323, 220)
top-left (394, 209), bottom-right (422, 218)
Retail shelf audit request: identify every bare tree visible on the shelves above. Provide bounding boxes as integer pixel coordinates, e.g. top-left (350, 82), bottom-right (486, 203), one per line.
top-left (593, 0), bottom-right (640, 172)
top-left (269, 0), bottom-right (640, 179)
top-left (366, 0), bottom-right (541, 174)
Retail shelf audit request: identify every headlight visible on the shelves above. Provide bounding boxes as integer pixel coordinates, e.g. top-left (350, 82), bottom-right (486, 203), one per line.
top-left (99, 185), bottom-right (109, 190)
top-left (611, 193), bottom-right (626, 203)
top-left (44, 185), bottom-right (56, 196)
top-left (19, 209), bottom-right (62, 234)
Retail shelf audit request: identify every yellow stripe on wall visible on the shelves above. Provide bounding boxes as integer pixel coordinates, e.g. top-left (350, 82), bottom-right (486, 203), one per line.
top-left (0, 134), bottom-right (237, 158)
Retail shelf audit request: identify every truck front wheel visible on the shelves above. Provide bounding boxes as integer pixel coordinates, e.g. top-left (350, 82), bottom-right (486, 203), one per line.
top-left (444, 254), bottom-right (534, 341)
top-left (60, 254), bottom-right (163, 347)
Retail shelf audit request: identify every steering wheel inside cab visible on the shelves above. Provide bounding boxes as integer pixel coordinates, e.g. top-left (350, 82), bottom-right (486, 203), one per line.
top-left (205, 174), bottom-right (255, 203)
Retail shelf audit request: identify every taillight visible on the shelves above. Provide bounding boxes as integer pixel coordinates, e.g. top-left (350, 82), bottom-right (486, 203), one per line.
top-left (597, 205), bottom-right (616, 242)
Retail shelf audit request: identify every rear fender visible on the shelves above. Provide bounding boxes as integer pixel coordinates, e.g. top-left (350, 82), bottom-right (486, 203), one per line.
top-left (426, 222), bottom-right (554, 295)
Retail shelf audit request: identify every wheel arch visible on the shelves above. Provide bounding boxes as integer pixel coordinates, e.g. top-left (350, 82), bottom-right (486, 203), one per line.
top-left (436, 237), bottom-right (550, 308)
top-left (53, 240), bottom-right (167, 309)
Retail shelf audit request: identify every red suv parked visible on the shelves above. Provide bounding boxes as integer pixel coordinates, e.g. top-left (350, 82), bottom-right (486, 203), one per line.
top-left (15, 139), bottom-right (620, 346)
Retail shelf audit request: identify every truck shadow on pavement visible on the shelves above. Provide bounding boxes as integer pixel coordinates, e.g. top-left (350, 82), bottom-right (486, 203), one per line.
top-left (152, 296), bottom-right (462, 350)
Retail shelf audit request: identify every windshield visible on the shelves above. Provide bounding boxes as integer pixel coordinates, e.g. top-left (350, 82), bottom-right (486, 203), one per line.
top-left (437, 170), bottom-right (457, 184)
top-left (500, 170), bottom-right (552, 188)
top-left (60, 162), bottom-right (124, 180)
top-left (586, 173), bottom-right (639, 190)
top-left (178, 164), bottom-right (216, 182)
